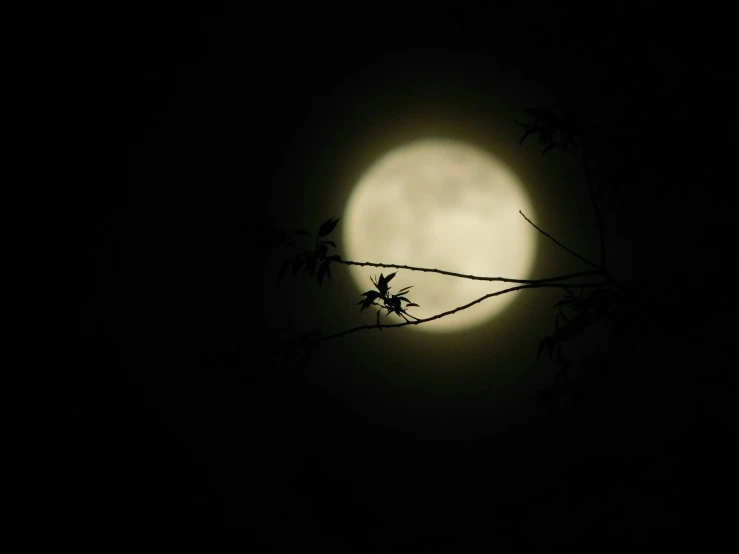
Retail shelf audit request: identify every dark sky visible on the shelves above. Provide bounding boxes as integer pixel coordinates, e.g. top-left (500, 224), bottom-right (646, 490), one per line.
top-left (89, 3), bottom-right (736, 547)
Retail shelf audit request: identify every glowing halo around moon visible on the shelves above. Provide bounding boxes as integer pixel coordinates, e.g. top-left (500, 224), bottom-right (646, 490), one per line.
top-left (343, 138), bottom-right (538, 333)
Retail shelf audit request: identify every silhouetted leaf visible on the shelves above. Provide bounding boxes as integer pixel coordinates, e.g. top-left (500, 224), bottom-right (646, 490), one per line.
top-left (320, 240), bottom-right (336, 247)
top-left (516, 104), bottom-right (564, 153)
top-left (370, 274), bottom-right (379, 293)
top-left (557, 307), bottom-right (571, 324)
top-left (541, 142), bottom-right (558, 156)
top-left (517, 124), bottom-right (537, 145)
top-left (304, 256), bottom-right (317, 277)
top-left (317, 217), bottom-right (340, 237)
top-left (375, 273), bottom-right (385, 293)
top-left (538, 336), bottom-right (556, 358)
top-left (329, 254), bottom-right (342, 262)
top-left (406, 303), bottom-right (419, 308)
top-left (317, 244), bottom-right (328, 259)
top-left (385, 296), bottom-right (400, 312)
top-left (358, 290), bottom-right (381, 311)
top-left (293, 228), bottom-right (310, 237)
top-left (396, 286), bottom-right (413, 295)
top-left (316, 260), bottom-right (332, 286)
top-left (375, 272), bottom-right (396, 295)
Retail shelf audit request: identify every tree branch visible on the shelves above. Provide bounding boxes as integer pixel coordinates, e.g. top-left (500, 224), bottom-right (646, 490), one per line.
top-left (556, 42), bottom-right (607, 272)
top-left (336, 258), bottom-right (599, 285)
top-left (518, 210), bottom-right (600, 270)
top-left (284, 239), bottom-right (600, 284)
top-left (320, 281), bottom-right (610, 342)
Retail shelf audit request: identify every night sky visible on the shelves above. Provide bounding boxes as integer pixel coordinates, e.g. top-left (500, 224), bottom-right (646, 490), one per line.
top-left (88, 3), bottom-right (736, 548)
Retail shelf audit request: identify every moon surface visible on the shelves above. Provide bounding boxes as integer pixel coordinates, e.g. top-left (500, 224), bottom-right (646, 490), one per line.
top-left (343, 139), bottom-right (538, 333)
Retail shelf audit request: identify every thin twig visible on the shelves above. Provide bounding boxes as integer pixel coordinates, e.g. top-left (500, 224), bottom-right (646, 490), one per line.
top-left (557, 41), bottom-right (607, 271)
top-left (336, 258), bottom-right (599, 285)
top-left (285, 241), bottom-right (598, 285)
top-left (518, 210), bottom-right (600, 270)
top-left (321, 281), bottom-right (610, 341)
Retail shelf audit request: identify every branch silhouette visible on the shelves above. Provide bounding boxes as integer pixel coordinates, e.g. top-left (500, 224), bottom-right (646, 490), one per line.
top-left (556, 38), bottom-right (608, 272)
top-left (285, 235), bottom-right (601, 285)
top-left (250, 49), bottom-right (639, 368)
top-left (518, 210), bottom-right (620, 288)
top-left (265, 207), bottom-right (624, 351)
top-left (518, 210), bottom-right (599, 270)
top-left (321, 280), bottom-right (611, 342)
top-left (335, 259), bottom-right (599, 286)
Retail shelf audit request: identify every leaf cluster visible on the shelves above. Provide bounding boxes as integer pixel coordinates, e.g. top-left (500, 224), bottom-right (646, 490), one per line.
top-left (277, 217), bottom-right (342, 286)
top-left (357, 271), bottom-right (420, 328)
top-left (516, 103), bottom-right (581, 156)
top-left (534, 280), bottom-right (663, 417)
top-left (538, 285), bottom-right (630, 358)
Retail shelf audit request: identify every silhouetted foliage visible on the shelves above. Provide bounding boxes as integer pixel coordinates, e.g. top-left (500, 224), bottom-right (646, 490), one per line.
top-left (112, 4), bottom-right (736, 546)
top-left (276, 217), bottom-right (341, 287)
top-left (357, 272), bottom-right (420, 328)
top-left (232, 12), bottom-right (734, 548)
top-left (515, 103), bottom-right (581, 156)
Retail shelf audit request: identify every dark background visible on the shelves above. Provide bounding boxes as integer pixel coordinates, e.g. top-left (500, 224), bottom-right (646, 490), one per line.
top-left (85, 3), bottom-right (736, 548)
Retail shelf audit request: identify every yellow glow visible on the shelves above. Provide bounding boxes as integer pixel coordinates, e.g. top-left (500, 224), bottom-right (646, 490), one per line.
top-left (343, 139), bottom-right (537, 333)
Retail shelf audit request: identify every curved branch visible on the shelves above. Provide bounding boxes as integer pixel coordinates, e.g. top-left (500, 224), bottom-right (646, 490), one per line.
top-left (518, 210), bottom-right (600, 270)
top-left (321, 281), bottom-right (610, 342)
top-left (285, 240), bottom-right (598, 285)
top-left (335, 259), bottom-right (599, 285)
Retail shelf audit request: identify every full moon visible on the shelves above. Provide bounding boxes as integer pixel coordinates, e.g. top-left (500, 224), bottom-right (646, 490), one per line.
top-left (343, 138), bottom-right (538, 333)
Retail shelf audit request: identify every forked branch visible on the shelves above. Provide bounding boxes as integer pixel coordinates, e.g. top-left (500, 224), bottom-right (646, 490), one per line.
top-left (321, 281), bottom-right (610, 342)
